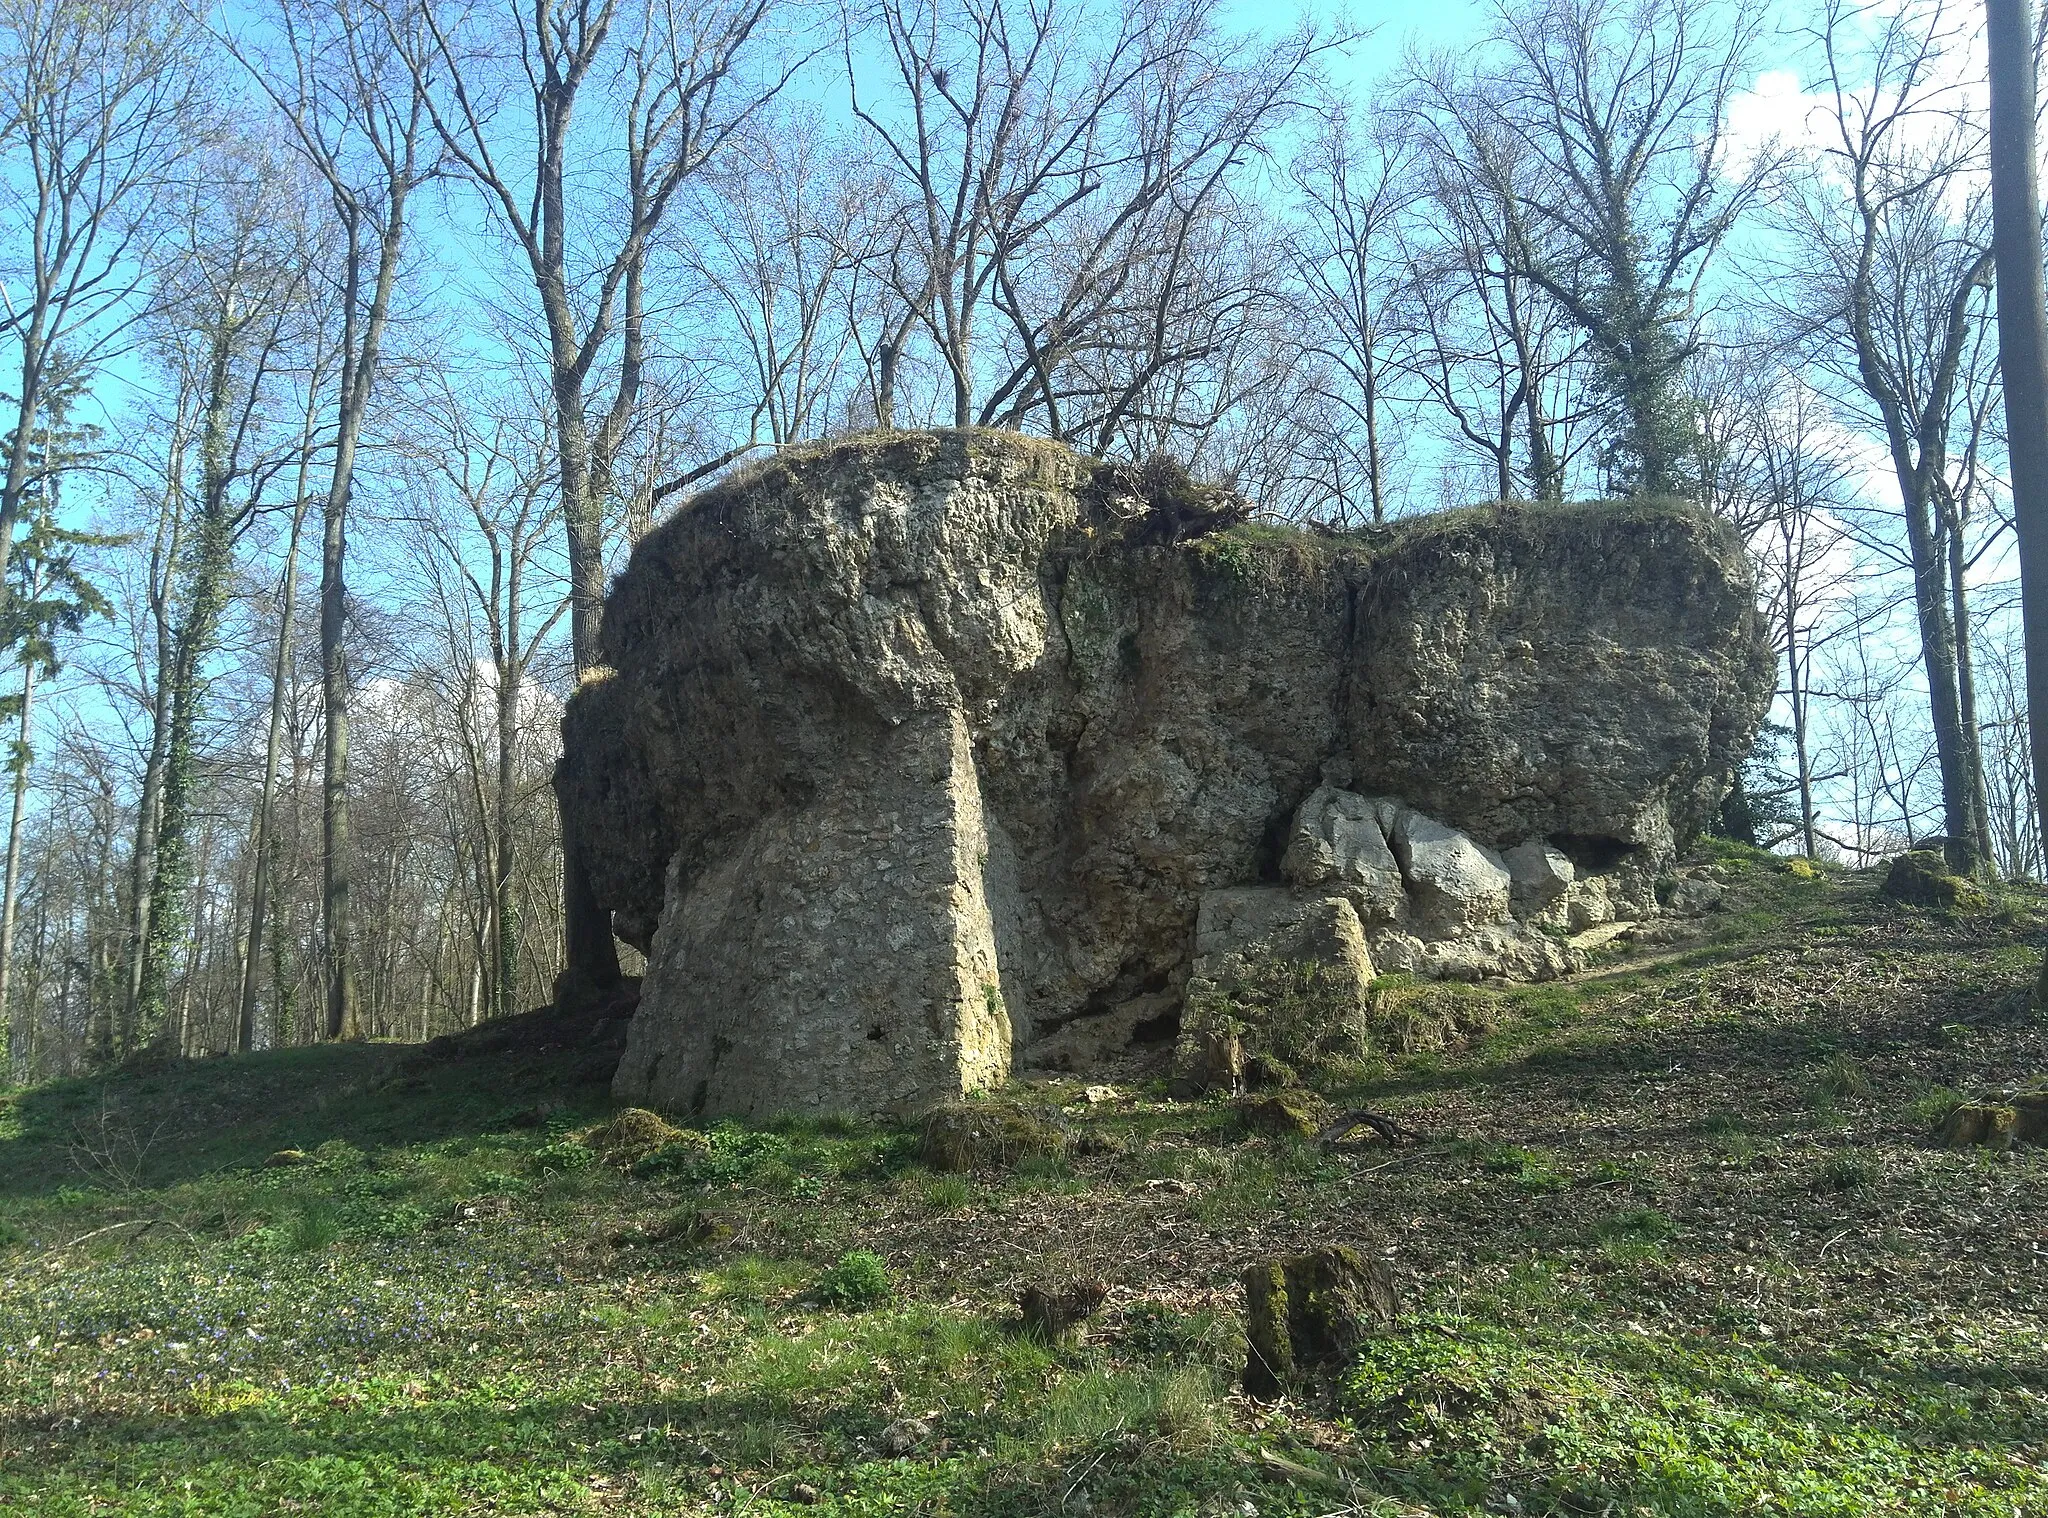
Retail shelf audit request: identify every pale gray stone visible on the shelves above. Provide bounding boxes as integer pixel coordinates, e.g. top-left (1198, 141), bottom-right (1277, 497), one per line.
top-left (1391, 812), bottom-right (1512, 929)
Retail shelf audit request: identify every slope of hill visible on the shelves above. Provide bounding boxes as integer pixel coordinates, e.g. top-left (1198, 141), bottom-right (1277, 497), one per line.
top-left (3, 845), bottom-right (2045, 1516)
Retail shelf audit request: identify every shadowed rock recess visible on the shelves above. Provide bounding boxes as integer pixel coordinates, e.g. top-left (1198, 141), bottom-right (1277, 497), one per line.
top-left (559, 430), bottom-right (1773, 1120)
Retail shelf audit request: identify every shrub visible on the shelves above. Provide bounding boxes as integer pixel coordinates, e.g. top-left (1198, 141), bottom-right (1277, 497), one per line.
top-left (812, 1249), bottom-right (892, 1309)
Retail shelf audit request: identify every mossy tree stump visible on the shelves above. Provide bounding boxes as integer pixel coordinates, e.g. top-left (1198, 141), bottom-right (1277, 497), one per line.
top-left (1242, 1245), bottom-right (1399, 1399)
top-left (1938, 1090), bottom-right (2048, 1149)
top-left (1880, 851), bottom-right (1987, 912)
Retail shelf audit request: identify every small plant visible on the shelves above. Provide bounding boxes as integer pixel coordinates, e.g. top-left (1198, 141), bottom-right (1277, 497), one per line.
top-left (921, 1173), bottom-right (972, 1210)
top-left (68, 1097), bottom-right (162, 1191)
top-left (1594, 1208), bottom-right (1678, 1248)
top-left (1906, 1084), bottom-right (1963, 1128)
top-left (1815, 1050), bottom-right (1874, 1102)
top-left (1479, 1143), bottom-right (1567, 1192)
top-left (1819, 1151), bottom-right (1877, 1192)
top-left (286, 1197), bottom-right (340, 1254)
top-left (812, 1249), bottom-right (892, 1309)
top-left (532, 1140), bottom-right (594, 1174)
top-left (1121, 1302), bottom-right (1219, 1363)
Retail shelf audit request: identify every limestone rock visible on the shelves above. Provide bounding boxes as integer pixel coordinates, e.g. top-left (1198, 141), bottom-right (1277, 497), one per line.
top-left (1391, 812), bottom-right (1512, 930)
top-left (1504, 840), bottom-right (1574, 919)
top-left (560, 431), bottom-right (1774, 1118)
top-left (1664, 875), bottom-right (1725, 915)
top-left (1024, 991), bottom-right (1178, 1075)
top-left (1179, 888), bottom-right (1375, 1076)
top-left (1282, 785), bottom-right (1408, 922)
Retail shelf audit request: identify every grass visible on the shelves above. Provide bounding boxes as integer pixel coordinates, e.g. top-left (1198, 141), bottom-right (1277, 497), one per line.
top-left (4, 856), bottom-right (2048, 1514)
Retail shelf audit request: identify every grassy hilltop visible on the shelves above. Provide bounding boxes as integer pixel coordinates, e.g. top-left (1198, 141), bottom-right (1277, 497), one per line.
top-left (3, 845), bottom-right (2047, 1516)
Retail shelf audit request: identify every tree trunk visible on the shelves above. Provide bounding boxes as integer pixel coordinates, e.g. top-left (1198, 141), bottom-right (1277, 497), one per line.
top-left (0, 659), bottom-right (36, 1076)
top-left (553, 381), bottom-right (622, 1001)
top-left (495, 584), bottom-right (521, 1022)
top-left (240, 499), bottom-right (306, 1051)
top-left (320, 464), bottom-right (357, 1041)
top-left (137, 335), bottom-right (241, 1052)
top-left (1900, 481), bottom-right (1979, 867)
top-left (124, 439), bottom-right (190, 1058)
top-left (1987, 0), bottom-right (2048, 962)
top-left (1947, 516), bottom-right (1997, 872)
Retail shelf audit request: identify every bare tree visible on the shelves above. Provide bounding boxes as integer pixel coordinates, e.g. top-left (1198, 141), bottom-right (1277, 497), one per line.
top-left (224, 0), bottom-right (435, 1040)
top-left (845, 0), bottom-right (1331, 450)
top-left (0, 0), bottom-right (200, 616)
top-left (1779, 0), bottom-right (1999, 871)
top-left (1283, 109), bottom-right (1417, 523)
top-left (1449, 0), bottom-right (1773, 495)
top-left (396, 0), bottom-right (798, 995)
top-left (132, 143), bottom-right (312, 1050)
top-left (401, 374), bottom-right (570, 1023)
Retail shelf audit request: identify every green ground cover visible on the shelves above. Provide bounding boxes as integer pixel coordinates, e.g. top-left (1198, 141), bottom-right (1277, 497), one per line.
top-left (3, 849), bottom-right (2046, 1515)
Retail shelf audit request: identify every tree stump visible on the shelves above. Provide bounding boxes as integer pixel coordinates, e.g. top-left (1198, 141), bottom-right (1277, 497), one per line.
top-left (1018, 1277), bottom-right (1109, 1342)
top-left (1241, 1245), bottom-right (1398, 1399)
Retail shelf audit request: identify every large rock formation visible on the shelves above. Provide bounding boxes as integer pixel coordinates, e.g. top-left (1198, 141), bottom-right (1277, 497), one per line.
top-left (559, 430), bottom-right (1773, 1120)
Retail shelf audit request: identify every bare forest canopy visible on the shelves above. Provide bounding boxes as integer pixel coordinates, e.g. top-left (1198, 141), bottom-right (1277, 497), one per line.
top-left (0, 0), bottom-right (2037, 1081)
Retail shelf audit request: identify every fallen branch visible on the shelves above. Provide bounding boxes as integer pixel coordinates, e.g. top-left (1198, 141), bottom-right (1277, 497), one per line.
top-left (1320, 1111), bottom-right (1424, 1147)
top-left (35, 1218), bottom-right (154, 1259)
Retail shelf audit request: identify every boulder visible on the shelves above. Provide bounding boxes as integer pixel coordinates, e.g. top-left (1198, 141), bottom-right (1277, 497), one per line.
top-left (560, 431), bottom-right (1773, 1118)
top-left (1390, 812), bottom-right (1512, 930)
top-left (1282, 785), bottom-right (1408, 922)
top-left (1664, 875), bottom-right (1725, 915)
top-left (1178, 889), bottom-right (1375, 1078)
top-left (1503, 840), bottom-right (1574, 919)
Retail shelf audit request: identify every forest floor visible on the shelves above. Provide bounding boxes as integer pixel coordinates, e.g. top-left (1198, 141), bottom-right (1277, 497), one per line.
top-left (4, 843), bottom-right (2048, 1516)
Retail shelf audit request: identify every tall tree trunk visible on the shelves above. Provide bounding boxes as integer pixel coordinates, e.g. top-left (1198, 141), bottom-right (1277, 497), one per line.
top-left (124, 429), bottom-right (190, 1058)
top-left (320, 471), bottom-right (357, 1041)
top-left (1901, 482), bottom-right (1979, 867)
top-left (1947, 517), bottom-right (1997, 872)
top-left (553, 381), bottom-right (622, 1001)
top-left (137, 335), bottom-right (241, 1052)
top-left (240, 498), bottom-right (307, 1051)
top-left (1785, 585), bottom-right (1819, 858)
top-left (495, 580), bottom-right (522, 1022)
top-left (321, 177), bottom-right (412, 1043)
top-left (0, 658), bottom-right (36, 1077)
top-left (1987, 0), bottom-right (2048, 976)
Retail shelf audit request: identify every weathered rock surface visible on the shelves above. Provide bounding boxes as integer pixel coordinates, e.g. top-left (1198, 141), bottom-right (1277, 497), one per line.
top-left (560, 430), bottom-right (1772, 1119)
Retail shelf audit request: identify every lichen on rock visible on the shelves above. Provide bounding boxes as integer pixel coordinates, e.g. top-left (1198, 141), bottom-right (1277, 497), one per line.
top-left (558, 429), bottom-right (1773, 1120)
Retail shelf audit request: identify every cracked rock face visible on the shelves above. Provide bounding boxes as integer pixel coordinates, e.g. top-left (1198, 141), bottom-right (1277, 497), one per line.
top-left (558, 430), bottom-right (1773, 1120)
